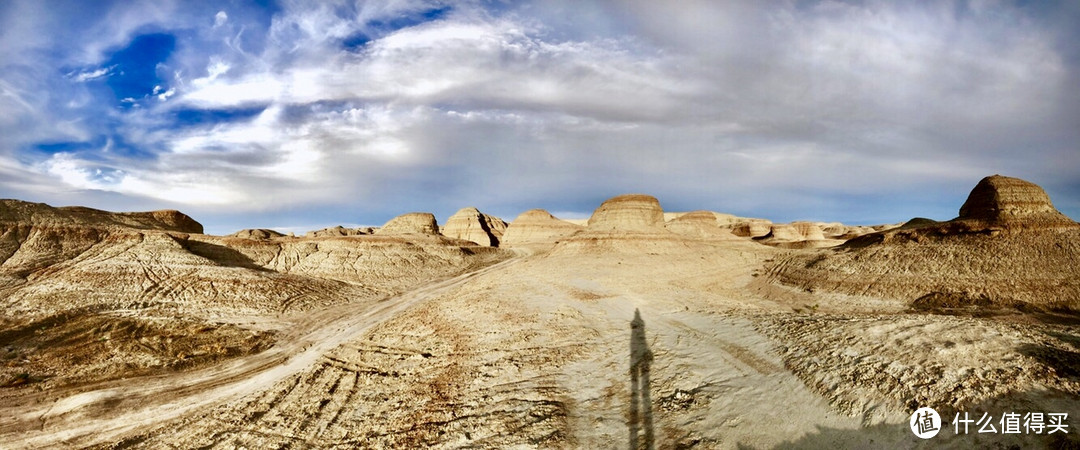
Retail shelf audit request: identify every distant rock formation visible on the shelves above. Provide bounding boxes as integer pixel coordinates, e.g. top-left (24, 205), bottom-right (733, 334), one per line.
top-left (305, 226), bottom-right (374, 238)
top-left (731, 220), bottom-right (772, 238)
top-left (790, 222), bottom-right (826, 241)
top-left (441, 207), bottom-right (507, 246)
top-left (376, 213), bottom-right (440, 235)
top-left (229, 229), bottom-right (286, 240)
top-left (0, 199), bottom-right (203, 234)
top-left (587, 194), bottom-right (665, 232)
top-left (846, 175), bottom-right (1078, 247)
top-left (501, 209), bottom-right (584, 246)
top-left (771, 175), bottom-right (1080, 310)
top-left (665, 211), bottom-right (739, 239)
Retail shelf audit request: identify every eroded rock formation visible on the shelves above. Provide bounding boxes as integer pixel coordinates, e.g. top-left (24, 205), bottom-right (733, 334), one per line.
top-left (441, 207), bottom-right (507, 246)
top-left (376, 212), bottom-right (440, 235)
top-left (501, 209), bottom-right (584, 246)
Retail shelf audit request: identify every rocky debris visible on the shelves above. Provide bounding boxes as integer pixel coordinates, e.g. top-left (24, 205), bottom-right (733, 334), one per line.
top-left (229, 229), bottom-right (286, 240)
top-left (304, 225), bottom-right (374, 238)
top-left (586, 194), bottom-right (665, 232)
top-left (441, 207), bottom-right (507, 247)
top-left (666, 211), bottom-right (739, 239)
top-left (732, 220), bottom-right (772, 238)
top-left (0, 199), bottom-right (203, 234)
top-left (500, 209), bottom-right (584, 246)
top-left (376, 213), bottom-right (440, 235)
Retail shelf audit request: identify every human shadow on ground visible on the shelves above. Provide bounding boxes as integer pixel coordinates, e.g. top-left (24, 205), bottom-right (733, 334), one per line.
top-left (629, 308), bottom-right (655, 450)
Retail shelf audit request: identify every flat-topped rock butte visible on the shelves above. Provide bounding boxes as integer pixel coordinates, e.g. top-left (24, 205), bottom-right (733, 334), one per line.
top-left (0, 174), bottom-right (1076, 449)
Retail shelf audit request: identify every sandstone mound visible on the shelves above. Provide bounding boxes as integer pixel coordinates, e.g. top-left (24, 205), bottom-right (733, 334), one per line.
top-left (771, 175), bottom-right (1080, 310)
top-left (501, 209), bottom-right (584, 246)
top-left (229, 229), bottom-right (286, 240)
top-left (732, 220), bottom-right (772, 238)
top-left (305, 226), bottom-right (373, 238)
top-left (0, 199), bottom-right (203, 233)
top-left (791, 222), bottom-right (826, 241)
top-left (955, 175), bottom-right (1076, 230)
top-left (441, 207), bottom-right (507, 246)
top-left (376, 212), bottom-right (439, 235)
top-left (665, 211), bottom-right (739, 239)
top-left (586, 194), bottom-right (664, 232)
top-left (846, 175), bottom-right (1077, 247)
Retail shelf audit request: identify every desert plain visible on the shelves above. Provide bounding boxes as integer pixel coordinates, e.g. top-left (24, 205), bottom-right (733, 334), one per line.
top-left (0, 174), bottom-right (1077, 449)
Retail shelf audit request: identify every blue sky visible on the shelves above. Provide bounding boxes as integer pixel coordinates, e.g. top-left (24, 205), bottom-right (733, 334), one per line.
top-left (1, 0), bottom-right (1078, 235)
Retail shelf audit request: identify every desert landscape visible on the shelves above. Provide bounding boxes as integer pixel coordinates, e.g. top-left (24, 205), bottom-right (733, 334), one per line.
top-left (0, 174), bottom-right (1075, 449)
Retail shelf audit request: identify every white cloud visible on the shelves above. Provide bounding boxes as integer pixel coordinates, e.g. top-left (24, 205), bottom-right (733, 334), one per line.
top-left (1, 0), bottom-right (1078, 226)
top-left (69, 67), bottom-right (112, 82)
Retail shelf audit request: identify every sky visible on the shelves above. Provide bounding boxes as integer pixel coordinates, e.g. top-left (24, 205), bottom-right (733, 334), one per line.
top-left (1, 0), bottom-right (1078, 235)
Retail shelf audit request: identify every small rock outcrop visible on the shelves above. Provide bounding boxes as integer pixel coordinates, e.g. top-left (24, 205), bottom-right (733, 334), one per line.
top-left (305, 226), bottom-right (373, 238)
top-left (441, 207), bottom-right (508, 246)
top-left (790, 222), bottom-right (826, 241)
top-left (229, 229), bottom-right (286, 239)
top-left (587, 194), bottom-right (665, 232)
top-left (501, 209), bottom-right (584, 246)
top-left (731, 220), bottom-right (772, 238)
top-left (665, 211), bottom-right (738, 239)
top-left (376, 213), bottom-right (440, 235)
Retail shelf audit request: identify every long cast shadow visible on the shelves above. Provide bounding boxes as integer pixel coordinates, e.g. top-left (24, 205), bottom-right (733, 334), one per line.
top-left (629, 308), bottom-right (655, 450)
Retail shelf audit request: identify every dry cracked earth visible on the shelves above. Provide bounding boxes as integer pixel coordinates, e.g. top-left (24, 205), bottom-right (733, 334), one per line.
top-left (1, 176), bottom-right (1079, 449)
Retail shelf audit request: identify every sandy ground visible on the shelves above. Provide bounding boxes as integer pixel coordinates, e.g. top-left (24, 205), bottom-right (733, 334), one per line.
top-left (1, 239), bottom-right (1077, 449)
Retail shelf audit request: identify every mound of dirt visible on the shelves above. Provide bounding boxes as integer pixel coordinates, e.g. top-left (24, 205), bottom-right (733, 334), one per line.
top-left (441, 207), bottom-right (507, 246)
top-left (500, 209), bottom-right (584, 247)
top-left (376, 213), bottom-right (440, 235)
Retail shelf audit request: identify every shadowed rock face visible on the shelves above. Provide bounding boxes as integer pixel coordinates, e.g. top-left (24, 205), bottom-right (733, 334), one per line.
top-left (957, 175), bottom-right (1077, 229)
top-left (587, 194), bottom-right (664, 232)
top-left (501, 209), bottom-right (584, 246)
top-left (442, 207), bottom-right (507, 246)
top-left (377, 212), bottom-right (440, 235)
